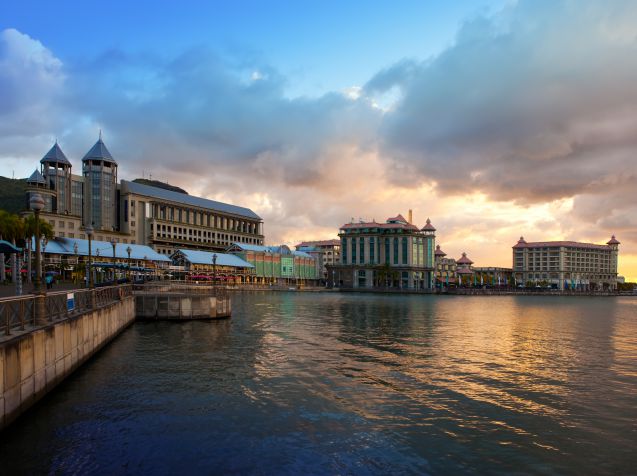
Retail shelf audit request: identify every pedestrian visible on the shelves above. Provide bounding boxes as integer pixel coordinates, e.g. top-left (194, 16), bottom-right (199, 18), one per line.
top-left (45, 274), bottom-right (53, 289)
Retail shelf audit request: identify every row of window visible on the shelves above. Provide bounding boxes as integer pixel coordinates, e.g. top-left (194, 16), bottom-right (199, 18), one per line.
top-left (342, 236), bottom-right (430, 266)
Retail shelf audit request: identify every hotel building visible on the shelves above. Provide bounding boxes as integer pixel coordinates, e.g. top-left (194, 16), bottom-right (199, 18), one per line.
top-left (512, 236), bottom-right (620, 290)
top-left (327, 214), bottom-right (436, 289)
top-left (25, 139), bottom-right (264, 253)
top-left (295, 239), bottom-right (341, 284)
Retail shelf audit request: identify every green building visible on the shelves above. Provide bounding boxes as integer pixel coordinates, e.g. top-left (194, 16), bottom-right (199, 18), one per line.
top-left (226, 243), bottom-right (318, 285)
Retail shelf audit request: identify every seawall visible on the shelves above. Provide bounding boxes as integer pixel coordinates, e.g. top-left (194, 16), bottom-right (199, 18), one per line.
top-left (0, 296), bottom-right (135, 430)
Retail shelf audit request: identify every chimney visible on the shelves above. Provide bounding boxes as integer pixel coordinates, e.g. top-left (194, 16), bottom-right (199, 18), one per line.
top-left (408, 209), bottom-right (413, 224)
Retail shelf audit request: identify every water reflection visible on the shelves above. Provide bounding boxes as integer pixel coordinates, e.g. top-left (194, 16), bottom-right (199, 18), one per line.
top-left (1, 293), bottom-right (636, 475)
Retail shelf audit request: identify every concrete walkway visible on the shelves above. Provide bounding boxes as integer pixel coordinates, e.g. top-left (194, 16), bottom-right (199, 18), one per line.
top-left (0, 281), bottom-right (86, 299)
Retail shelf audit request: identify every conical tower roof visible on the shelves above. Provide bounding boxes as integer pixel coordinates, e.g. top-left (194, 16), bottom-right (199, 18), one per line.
top-left (607, 235), bottom-right (620, 245)
top-left (27, 169), bottom-right (46, 184)
top-left (41, 142), bottom-right (71, 166)
top-left (82, 135), bottom-right (117, 164)
top-left (434, 244), bottom-right (446, 257)
top-left (456, 252), bottom-right (473, 265)
top-left (421, 218), bottom-right (436, 231)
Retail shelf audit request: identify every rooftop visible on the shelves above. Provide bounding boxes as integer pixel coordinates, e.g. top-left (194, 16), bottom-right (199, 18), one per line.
top-left (41, 142), bottom-right (71, 166)
top-left (121, 180), bottom-right (261, 220)
top-left (33, 237), bottom-right (170, 261)
top-left (513, 240), bottom-right (614, 250)
top-left (82, 137), bottom-right (117, 165)
top-left (173, 249), bottom-right (253, 268)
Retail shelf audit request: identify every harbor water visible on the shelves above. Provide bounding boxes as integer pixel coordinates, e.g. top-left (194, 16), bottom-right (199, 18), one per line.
top-left (1, 293), bottom-right (636, 474)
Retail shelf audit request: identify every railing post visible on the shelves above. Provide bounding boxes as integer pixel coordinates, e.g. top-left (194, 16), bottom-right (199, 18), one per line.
top-left (4, 305), bottom-right (10, 336)
top-left (34, 294), bottom-right (47, 326)
top-left (20, 300), bottom-right (25, 330)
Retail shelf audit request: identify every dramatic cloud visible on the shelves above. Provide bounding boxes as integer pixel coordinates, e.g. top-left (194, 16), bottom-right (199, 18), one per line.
top-left (0, 0), bottom-right (636, 279)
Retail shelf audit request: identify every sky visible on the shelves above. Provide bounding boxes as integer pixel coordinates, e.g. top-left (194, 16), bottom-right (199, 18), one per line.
top-left (0, 0), bottom-right (636, 281)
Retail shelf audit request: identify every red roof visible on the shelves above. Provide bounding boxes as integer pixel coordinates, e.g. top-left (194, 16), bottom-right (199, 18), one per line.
top-left (456, 252), bottom-right (473, 265)
top-left (434, 245), bottom-right (446, 256)
top-left (421, 218), bottom-right (436, 231)
top-left (340, 221), bottom-right (420, 232)
top-left (513, 240), bottom-right (612, 250)
top-left (457, 267), bottom-right (474, 274)
top-left (387, 214), bottom-right (408, 223)
top-left (607, 235), bottom-right (620, 245)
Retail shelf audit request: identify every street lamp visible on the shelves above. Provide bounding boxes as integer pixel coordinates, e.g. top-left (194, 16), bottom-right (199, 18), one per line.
top-left (73, 242), bottom-right (79, 284)
top-left (86, 225), bottom-right (94, 289)
top-left (29, 193), bottom-right (45, 295)
top-left (212, 253), bottom-right (217, 286)
top-left (126, 246), bottom-right (132, 282)
top-left (41, 237), bottom-right (48, 282)
top-left (110, 238), bottom-right (117, 283)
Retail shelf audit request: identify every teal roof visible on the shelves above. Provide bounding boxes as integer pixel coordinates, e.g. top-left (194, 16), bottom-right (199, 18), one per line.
top-left (33, 237), bottom-right (169, 261)
top-left (173, 249), bottom-right (254, 268)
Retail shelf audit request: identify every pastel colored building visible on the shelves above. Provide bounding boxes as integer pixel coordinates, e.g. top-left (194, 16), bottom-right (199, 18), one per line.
top-left (327, 214), bottom-right (436, 290)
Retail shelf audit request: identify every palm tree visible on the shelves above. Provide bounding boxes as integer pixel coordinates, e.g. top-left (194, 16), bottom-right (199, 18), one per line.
top-left (23, 213), bottom-right (54, 283)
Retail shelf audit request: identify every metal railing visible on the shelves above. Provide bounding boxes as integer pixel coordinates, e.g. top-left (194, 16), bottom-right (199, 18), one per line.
top-left (1, 284), bottom-right (133, 336)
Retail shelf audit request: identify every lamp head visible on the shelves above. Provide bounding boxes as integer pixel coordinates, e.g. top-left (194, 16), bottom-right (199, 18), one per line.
top-left (85, 225), bottom-right (94, 237)
top-left (30, 193), bottom-right (45, 212)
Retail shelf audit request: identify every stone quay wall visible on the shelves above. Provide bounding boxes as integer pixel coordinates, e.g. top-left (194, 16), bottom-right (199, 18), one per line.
top-left (0, 296), bottom-right (135, 430)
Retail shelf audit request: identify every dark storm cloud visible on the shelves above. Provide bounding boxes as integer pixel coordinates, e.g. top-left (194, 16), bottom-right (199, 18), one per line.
top-left (374, 0), bottom-right (637, 202)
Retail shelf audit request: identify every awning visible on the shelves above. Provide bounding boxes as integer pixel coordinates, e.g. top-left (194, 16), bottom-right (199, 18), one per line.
top-left (0, 240), bottom-right (21, 254)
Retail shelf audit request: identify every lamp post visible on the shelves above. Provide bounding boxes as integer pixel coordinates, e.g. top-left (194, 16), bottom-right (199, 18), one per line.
top-left (86, 225), bottom-right (94, 289)
top-left (126, 246), bottom-right (132, 282)
top-left (110, 238), bottom-right (117, 283)
top-left (73, 242), bottom-right (79, 283)
top-left (41, 237), bottom-right (48, 278)
top-left (212, 253), bottom-right (217, 287)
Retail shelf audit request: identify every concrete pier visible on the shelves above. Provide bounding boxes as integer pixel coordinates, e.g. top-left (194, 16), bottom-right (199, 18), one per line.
top-left (0, 293), bottom-right (135, 430)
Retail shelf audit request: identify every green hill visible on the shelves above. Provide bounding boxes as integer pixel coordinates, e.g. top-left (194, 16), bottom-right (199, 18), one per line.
top-left (132, 178), bottom-right (188, 194)
top-left (0, 176), bottom-right (27, 214)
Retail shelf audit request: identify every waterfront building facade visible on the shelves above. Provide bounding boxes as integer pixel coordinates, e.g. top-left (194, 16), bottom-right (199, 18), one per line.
top-left (295, 239), bottom-right (341, 284)
top-left (472, 267), bottom-right (514, 286)
top-left (170, 249), bottom-right (254, 283)
top-left (434, 245), bottom-right (458, 287)
top-left (512, 236), bottom-right (620, 290)
top-left (24, 140), bottom-right (264, 253)
top-left (327, 215), bottom-right (436, 290)
top-left (227, 243), bottom-right (318, 285)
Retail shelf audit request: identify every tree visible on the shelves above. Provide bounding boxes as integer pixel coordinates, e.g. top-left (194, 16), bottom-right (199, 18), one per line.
top-left (23, 214), bottom-right (54, 283)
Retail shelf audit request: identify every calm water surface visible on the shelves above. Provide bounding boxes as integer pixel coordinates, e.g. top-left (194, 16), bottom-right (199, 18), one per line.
top-left (2, 293), bottom-right (636, 475)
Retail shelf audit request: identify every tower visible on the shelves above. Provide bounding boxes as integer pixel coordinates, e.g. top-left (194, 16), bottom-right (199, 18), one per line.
top-left (40, 141), bottom-right (72, 214)
top-left (82, 134), bottom-right (118, 231)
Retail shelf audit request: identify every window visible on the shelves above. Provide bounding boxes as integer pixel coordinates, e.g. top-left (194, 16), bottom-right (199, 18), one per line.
top-left (359, 237), bottom-right (365, 264)
top-left (351, 237), bottom-right (356, 264)
top-left (385, 238), bottom-right (390, 264)
top-left (341, 238), bottom-right (347, 263)
top-left (393, 238), bottom-right (399, 264)
top-left (402, 237), bottom-right (408, 264)
top-left (370, 237), bottom-right (375, 263)
top-left (68, 222), bottom-right (74, 229)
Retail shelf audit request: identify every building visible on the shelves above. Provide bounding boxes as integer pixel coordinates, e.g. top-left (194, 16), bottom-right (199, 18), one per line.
top-left (472, 267), bottom-right (514, 287)
top-left (227, 243), bottom-right (318, 285)
top-left (512, 236), bottom-right (620, 290)
top-left (24, 139), bottom-right (264, 253)
top-left (295, 239), bottom-right (341, 284)
top-left (119, 180), bottom-right (264, 256)
top-left (434, 244), bottom-right (457, 287)
top-left (37, 236), bottom-right (170, 283)
top-left (170, 249), bottom-right (254, 283)
top-left (327, 214), bottom-right (436, 290)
